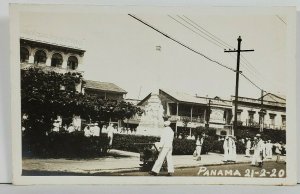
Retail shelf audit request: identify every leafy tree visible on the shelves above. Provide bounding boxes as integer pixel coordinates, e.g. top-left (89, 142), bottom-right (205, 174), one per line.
top-left (21, 68), bottom-right (142, 137)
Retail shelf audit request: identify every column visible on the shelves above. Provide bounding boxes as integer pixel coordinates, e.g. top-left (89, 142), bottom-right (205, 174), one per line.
top-left (62, 60), bottom-right (68, 69)
top-left (46, 57), bottom-right (51, 66)
top-left (166, 103), bottom-right (170, 116)
top-left (190, 106), bottom-right (193, 137)
top-left (28, 55), bottom-right (34, 64)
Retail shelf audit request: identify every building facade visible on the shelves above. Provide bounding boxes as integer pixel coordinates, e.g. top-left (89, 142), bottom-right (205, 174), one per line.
top-left (135, 89), bottom-right (286, 137)
top-left (137, 89), bottom-right (234, 137)
top-left (83, 80), bottom-right (127, 101)
top-left (20, 37), bottom-right (85, 74)
top-left (233, 93), bottom-right (286, 130)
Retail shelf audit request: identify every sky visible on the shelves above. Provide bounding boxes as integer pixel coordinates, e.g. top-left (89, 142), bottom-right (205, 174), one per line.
top-left (20, 9), bottom-right (288, 100)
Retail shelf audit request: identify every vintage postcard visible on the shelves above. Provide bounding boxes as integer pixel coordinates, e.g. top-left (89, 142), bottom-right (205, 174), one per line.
top-left (10, 4), bottom-right (297, 185)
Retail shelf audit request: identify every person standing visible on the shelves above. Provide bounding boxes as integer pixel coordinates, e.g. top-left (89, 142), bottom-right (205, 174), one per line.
top-left (107, 123), bottom-right (115, 147)
top-left (149, 121), bottom-right (174, 176)
top-left (230, 136), bottom-right (237, 162)
top-left (265, 140), bottom-right (273, 159)
top-left (274, 142), bottom-right (282, 163)
top-left (251, 134), bottom-right (265, 167)
top-left (93, 122), bottom-right (100, 137)
top-left (52, 119), bottom-right (60, 132)
top-left (245, 138), bottom-right (252, 157)
top-left (223, 136), bottom-right (230, 162)
top-left (84, 124), bottom-right (92, 137)
top-left (195, 134), bottom-right (204, 161)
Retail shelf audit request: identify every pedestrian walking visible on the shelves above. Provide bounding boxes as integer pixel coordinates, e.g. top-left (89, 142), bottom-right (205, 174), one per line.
top-left (194, 133), bottom-right (205, 161)
top-left (149, 121), bottom-right (174, 176)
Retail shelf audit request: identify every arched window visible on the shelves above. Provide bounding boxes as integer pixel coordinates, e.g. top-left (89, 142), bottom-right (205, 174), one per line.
top-left (67, 56), bottom-right (78, 70)
top-left (51, 53), bottom-right (63, 67)
top-left (20, 47), bottom-right (29, 63)
top-left (34, 50), bottom-right (47, 64)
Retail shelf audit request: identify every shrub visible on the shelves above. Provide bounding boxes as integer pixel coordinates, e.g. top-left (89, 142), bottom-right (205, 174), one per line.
top-left (22, 132), bottom-right (109, 158)
top-left (112, 134), bottom-right (159, 153)
top-left (112, 134), bottom-right (220, 155)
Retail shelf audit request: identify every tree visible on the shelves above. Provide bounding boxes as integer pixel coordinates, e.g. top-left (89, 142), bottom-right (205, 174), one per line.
top-left (21, 68), bottom-right (142, 136)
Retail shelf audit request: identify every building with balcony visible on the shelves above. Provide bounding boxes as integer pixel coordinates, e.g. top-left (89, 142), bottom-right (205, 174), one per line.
top-left (137, 89), bottom-right (233, 137)
top-left (20, 37), bottom-right (85, 73)
top-left (83, 80), bottom-right (127, 101)
top-left (232, 93), bottom-right (286, 130)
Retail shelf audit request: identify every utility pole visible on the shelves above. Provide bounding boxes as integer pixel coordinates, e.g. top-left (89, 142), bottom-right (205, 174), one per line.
top-left (260, 90), bottom-right (266, 132)
top-left (205, 99), bottom-right (211, 129)
top-left (225, 36), bottom-right (254, 136)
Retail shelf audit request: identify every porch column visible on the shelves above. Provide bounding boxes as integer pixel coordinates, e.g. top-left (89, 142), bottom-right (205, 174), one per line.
top-left (176, 103), bottom-right (179, 138)
top-left (62, 59), bottom-right (68, 69)
top-left (166, 103), bottom-right (170, 115)
top-left (190, 106), bottom-right (193, 136)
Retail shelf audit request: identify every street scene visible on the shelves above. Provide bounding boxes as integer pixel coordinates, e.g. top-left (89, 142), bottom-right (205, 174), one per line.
top-left (19, 9), bottom-right (287, 178)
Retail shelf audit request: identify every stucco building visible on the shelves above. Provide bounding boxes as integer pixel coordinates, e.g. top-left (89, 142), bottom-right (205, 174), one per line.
top-left (20, 37), bottom-right (85, 74)
top-left (135, 89), bottom-right (286, 137)
top-left (233, 93), bottom-right (286, 130)
top-left (83, 80), bottom-right (127, 101)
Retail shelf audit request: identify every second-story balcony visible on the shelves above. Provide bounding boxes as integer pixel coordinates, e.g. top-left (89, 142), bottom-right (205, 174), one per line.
top-left (169, 115), bottom-right (205, 123)
top-left (21, 62), bottom-right (84, 75)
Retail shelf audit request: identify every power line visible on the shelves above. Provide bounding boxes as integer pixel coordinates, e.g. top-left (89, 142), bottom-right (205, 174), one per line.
top-left (129, 14), bottom-right (267, 96)
top-left (182, 15), bottom-right (234, 49)
top-left (128, 14), bottom-right (235, 72)
top-left (178, 15), bottom-right (231, 49)
top-left (168, 15), bottom-right (225, 50)
top-left (179, 15), bottom-right (264, 81)
top-left (240, 72), bottom-right (263, 91)
top-left (276, 15), bottom-right (287, 25)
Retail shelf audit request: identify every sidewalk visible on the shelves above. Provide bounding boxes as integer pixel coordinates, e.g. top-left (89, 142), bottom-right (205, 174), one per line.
top-left (22, 149), bottom-right (285, 174)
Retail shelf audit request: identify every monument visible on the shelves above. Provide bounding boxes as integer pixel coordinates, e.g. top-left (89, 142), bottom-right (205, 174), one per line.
top-left (136, 93), bottom-right (165, 136)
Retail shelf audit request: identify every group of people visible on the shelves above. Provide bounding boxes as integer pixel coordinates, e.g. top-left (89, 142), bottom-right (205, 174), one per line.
top-left (221, 133), bottom-right (285, 167)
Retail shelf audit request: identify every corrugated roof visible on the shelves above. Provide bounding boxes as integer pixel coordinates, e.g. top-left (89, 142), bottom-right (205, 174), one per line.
top-left (84, 80), bottom-right (127, 94)
top-left (160, 89), bottom-right (207, 104)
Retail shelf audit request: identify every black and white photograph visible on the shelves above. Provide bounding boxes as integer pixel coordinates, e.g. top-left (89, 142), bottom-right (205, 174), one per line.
top-left (10, 5), bottom-right (297, 185)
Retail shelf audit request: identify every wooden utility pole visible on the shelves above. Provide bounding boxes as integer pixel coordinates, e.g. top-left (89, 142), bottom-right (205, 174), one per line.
top-left (260, 90), bottom-right (266, 132)
top-left (225, 36), bottom-right (254, 136)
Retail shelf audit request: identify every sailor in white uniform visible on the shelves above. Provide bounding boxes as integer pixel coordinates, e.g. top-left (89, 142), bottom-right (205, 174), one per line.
top-left (150, 121), bottom-right (174, 176)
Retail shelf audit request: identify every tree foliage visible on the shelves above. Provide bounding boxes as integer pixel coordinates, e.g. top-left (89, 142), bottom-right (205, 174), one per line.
top-left (21, 68), bottom-right (142, 136)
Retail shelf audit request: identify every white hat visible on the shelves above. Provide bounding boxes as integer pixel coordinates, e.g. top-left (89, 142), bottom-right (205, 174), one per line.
top-left (256, 134), bottom-right (261, 137)
top-left (164, 121), bottom-right (171, 126)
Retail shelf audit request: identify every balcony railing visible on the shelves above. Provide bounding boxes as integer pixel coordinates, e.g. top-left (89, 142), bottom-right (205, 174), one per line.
top-left (237, 119), bottom-right (286, 130)
top-left (169, 115), bottom-right (205, 123)
top-left (21, 62), bottom-right (84, 74)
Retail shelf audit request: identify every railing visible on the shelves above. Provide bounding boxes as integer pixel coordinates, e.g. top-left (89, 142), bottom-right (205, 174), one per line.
top-left (21, 62), bottom-right (84, 74)
top-left (237, 120), bottom-right (286, 130)
top-left (169, 115), bottom-right (205, 123)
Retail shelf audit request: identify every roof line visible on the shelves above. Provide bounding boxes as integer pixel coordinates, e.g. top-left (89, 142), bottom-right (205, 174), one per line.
top-left (20, 37), bottom-right (86, 52)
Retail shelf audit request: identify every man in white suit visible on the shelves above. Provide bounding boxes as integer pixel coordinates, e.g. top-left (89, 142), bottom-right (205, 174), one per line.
top-left (245, 138), bottom-right (252, 157)
top-left (149, 120), bottom-right (174, 176)
top-left (251, 134), bottom-right (265, 167)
